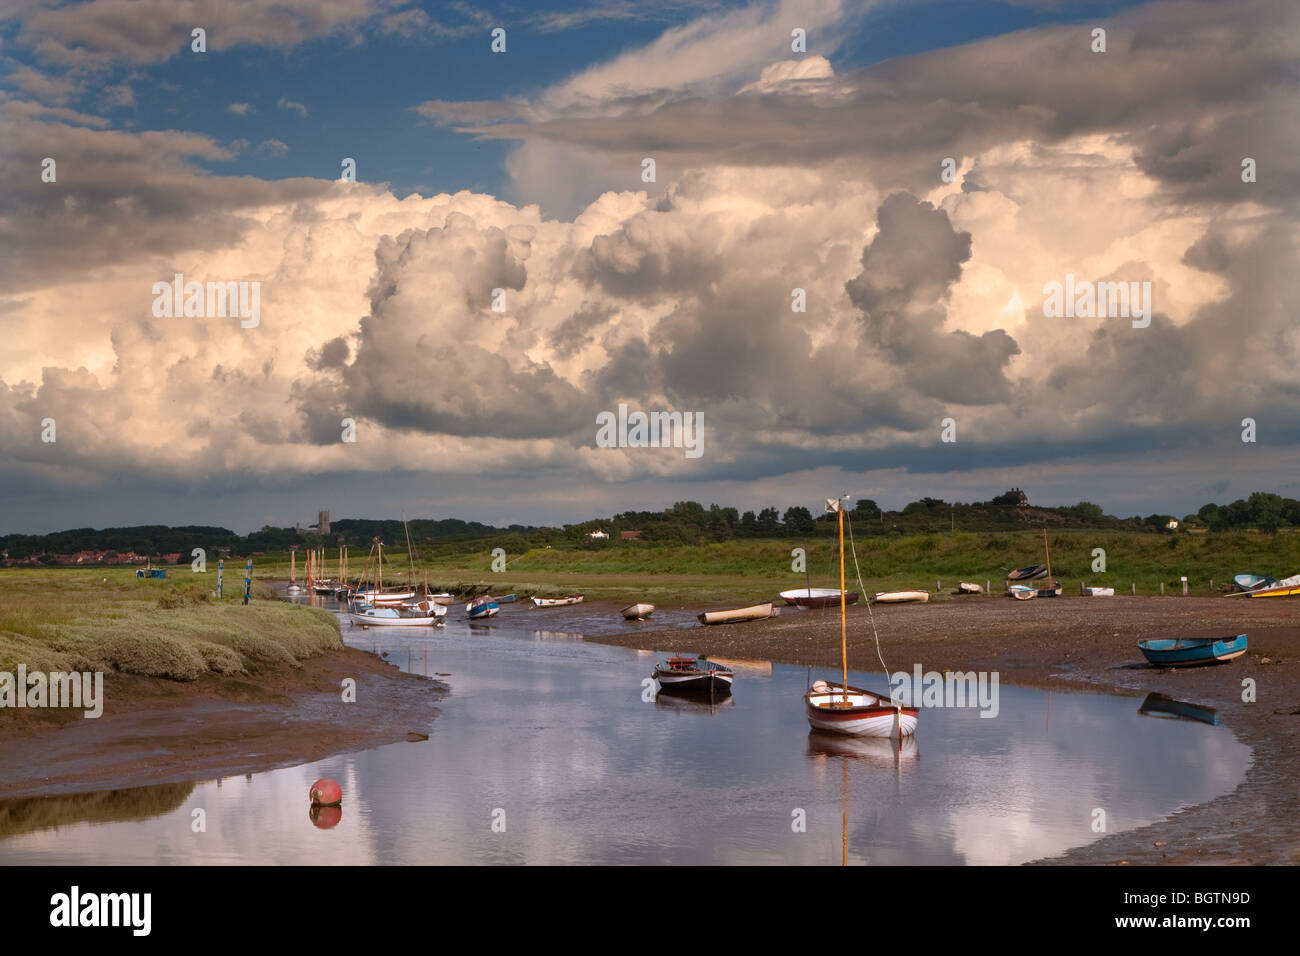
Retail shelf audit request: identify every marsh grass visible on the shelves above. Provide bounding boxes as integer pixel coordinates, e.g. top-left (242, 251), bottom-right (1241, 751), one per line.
top-left (0, 568), bottom-right (342, 679)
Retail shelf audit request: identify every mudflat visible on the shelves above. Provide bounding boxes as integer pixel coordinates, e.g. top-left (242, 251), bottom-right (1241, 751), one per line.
top-left (0, 647), bottom-right (446, 799)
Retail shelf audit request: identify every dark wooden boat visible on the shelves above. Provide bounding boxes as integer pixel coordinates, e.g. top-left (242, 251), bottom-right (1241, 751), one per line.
top-left (652, 656), bottom-right (734, 694)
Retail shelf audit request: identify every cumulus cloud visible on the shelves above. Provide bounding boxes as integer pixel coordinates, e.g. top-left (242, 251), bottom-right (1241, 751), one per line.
top-left (0, 0), bottom-right (1296, 530)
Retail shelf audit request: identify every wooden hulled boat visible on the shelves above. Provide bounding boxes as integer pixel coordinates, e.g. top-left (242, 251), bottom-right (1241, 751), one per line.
top-left (1006, 564), bottom-right (1048, 581)
top-left (531, 595), bottom-right (584, 607)
top-left (354, 588), bottom-right (416, 605)
top-left (1035, 584), bottom-right (1063, 598)
top-left (805, 679), bottom-right (918, 738)
top-left (698, 603), bottom-right (773, 625)
top-left (872, 590), bottom-right (929, 604)
top-left (349, 605), bottom-right (444, 627)
top-left (1007, 584), bottom-right (1036, 600)
top-left (427, 592), bottom-right (455, 606)
top-left (466, 595), bottom-right (500, 619)
top-left (1233, 572), bottom-right (1276, 592)
top-left (652, 655), bottom-right (734, 695)
top-left (805, 496), bottom-right (918, 739)
top-left (1138, 634), bottom-right (1247, 667)
top-left (956, 582), bottom-right (982, 594)
top-left (621, 602), bottom-right (655, 620)
top-left (779, 587), bottom-right (860, 609)
top-left (1239, 574), bottom-right (1300, 598)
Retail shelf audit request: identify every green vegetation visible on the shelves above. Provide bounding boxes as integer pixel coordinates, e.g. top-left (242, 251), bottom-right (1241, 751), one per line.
top-left (0, 569), bottom-right (342, 678)
top-left (290, 529), bottom-right (1297, 603)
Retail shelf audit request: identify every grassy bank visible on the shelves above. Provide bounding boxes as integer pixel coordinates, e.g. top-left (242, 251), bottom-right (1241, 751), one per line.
top-left (0, 568), bottom-right (342, 679)
top-left (354, 530), bottom-right (1300, 600)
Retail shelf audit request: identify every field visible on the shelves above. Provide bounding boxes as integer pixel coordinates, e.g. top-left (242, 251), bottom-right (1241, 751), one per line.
top-left (236, 529), bottom-right (1300, 602)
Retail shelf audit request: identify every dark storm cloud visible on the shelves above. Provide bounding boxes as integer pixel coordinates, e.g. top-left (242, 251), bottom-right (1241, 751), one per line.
top-left (846, 194), bottom-right (1019, 405)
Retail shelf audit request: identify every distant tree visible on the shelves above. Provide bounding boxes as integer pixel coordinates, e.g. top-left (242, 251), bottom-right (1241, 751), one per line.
top-left (852, 499), bottom-right (881, 520)
top-left (1248, 491), bottom-right (1285, 533)
top-left (739, 511), bottom-right (758, 537)
top-left (991, 488), bottom-right (1028, 506)
top-left (1071, 501), bottom-right (1104, 522)
top-left (783, 506), bottom-right (815, 535)
top-left (756, 507), bottom-right (781, 535)
top-left (1197, 503), bottom-right (1224, 530)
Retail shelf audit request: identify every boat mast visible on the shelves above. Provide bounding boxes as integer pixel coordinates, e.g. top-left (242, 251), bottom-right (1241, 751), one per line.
top-left (1043, 527), bottom-right (1054, 588)
top-left (403, 512), bottom-right (416, 593)
top-left (838, 496), bottom-right (848, 704)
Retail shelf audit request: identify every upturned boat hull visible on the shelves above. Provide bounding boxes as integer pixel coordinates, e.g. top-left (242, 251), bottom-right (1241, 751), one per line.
top-left (872, 591), bottom-right (929, 604)
top-left (621, 603), bottom-right (655, 620)
top-left (698, 603), bottom-right (773, 625)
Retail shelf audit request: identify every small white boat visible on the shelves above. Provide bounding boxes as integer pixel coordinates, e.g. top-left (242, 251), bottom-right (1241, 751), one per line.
top-left (957, 582), bottom-right (982, 594)
top-left (349, 605), bottom-right (444, 627)
top-left (354, 588), bottom-right (416, 605)
top-left (621, 603), bottom-right (655, 620)
top-left (1008, 584), bottom-right (1036, 600)
top-left (287, 584), bottom-right (302, 593)
top-left (698, 603), bottom-right (773, 625)
top-left (805, 680), bottom-right (919, 737)
top-left (532, 595), bottom-right (584, 607)
top-left (1081, 585), bottom-right (1115, 597)
top-left (779, 587), bottom-right (859, 609)
top-left (427, 592), bottom-right (456, 606)
top-left (872, 591), bottom-right (929, 604)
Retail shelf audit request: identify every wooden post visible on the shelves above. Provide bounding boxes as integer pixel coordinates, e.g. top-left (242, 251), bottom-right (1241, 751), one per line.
top-left (1131, 583), bottom-right (1136, 595)
top-left (1181, 576), bottom-right (1188, 596)
top-left (1160, 582), bottom-right (1164, 595)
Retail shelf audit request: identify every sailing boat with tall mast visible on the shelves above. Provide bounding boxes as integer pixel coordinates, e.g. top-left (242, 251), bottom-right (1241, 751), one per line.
top-left (804, 495), bottom-right (919, 738)
top-left (1035, 528), bottom-right (1062, 597)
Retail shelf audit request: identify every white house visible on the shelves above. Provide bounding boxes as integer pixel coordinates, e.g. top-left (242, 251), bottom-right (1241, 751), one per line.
top-left (588, 530), bottom-right (608, 539)
top-left (1166, 519), bottom-right (1179, 531)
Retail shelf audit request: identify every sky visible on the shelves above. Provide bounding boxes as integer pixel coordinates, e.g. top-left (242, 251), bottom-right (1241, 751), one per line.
top-left (0, 0), bottom-right (1296, 534)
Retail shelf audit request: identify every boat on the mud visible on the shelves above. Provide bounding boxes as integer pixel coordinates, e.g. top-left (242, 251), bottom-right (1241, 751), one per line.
top-left (873, 590), bottom-right (929, 604)
top-left (532, 595), bottom-right (584, 607)
top-left (1233, 572), bottom-right (1276, 592)
top-left (956, 582), bottom-right (983, 594)
top-left (496, 593), bottom-right (517, 603)
top-left (652, 655), bottom-right (734, 695)
top-left (467, 595), bottom-right (500, 619)
top-left (1007, 584), bottom-right (1036, 600)
top-left (1137, 634), bottom-right (1247, 667)
top-left (698, 603), bottom-right (773, 625)
top-left (1006, 564), bottom-right (1048, 581)
top-left (1080, 585), bottom-right (1115, 596)
top-left (621, 602), bottom-right (655, 620)
top-left (779, 587), bottom-right (860, 609)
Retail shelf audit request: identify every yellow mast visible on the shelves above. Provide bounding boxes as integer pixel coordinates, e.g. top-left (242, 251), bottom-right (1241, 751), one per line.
top-left (1043, 528), bottom-right (1054, 589)
top-left (838, 497), bottom-right (848, 704)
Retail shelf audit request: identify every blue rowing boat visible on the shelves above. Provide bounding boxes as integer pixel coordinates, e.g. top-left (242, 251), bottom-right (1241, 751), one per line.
top-left (1137, 634), bottom-right (1247, 667)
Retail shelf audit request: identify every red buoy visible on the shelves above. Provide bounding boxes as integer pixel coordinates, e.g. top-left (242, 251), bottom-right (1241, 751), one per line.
top-left (309, 778), bottom-right (342, 806)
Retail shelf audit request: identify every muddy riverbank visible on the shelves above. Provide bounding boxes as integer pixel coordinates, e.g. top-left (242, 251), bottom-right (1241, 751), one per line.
top-left (0, 647), bottom-right (446, 799)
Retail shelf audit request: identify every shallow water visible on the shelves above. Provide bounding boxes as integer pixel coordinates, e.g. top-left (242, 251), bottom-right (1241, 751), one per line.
top-left (0, 598), bottom-right (1251, 865)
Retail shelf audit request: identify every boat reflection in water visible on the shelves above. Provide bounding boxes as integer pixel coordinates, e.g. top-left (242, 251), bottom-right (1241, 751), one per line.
top-left (1137, 692), bottom-right (1221, 726)
top-left (807, 732), bottom-right (919, 866)
top-left (653, 690), bottom-right (736, 715)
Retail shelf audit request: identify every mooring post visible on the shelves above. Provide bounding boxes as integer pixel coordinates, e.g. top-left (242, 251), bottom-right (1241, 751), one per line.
top-left (1181, 576), bottom-right (1188, 596)
top-left (1160, 582), bottom-right (1165, 595)
top-left (1131, 582), bottom-right (1136, 595)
